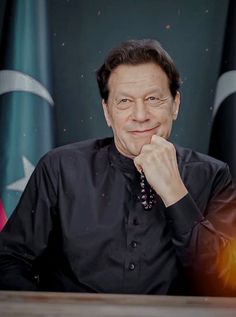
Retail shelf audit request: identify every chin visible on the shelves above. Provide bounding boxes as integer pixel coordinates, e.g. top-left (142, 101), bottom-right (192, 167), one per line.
top-left (117, 137), bottom-right (151, 158)
top-left (129, 142), bottom-right (147, 157)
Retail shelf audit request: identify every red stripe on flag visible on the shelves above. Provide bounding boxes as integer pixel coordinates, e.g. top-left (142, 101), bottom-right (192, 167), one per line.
top-left (0, 199), bottom-right (8, 231)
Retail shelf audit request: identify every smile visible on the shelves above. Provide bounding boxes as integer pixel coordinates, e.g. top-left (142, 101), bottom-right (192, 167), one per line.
top-left (130, 127), bottom-right (157, 136)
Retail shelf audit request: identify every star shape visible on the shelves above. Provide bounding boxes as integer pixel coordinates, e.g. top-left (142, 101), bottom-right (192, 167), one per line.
top-left (7, 156), bottom-right (35, 192)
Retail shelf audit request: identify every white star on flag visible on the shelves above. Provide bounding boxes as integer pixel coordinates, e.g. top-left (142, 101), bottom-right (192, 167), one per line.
top-left (7, 156), bottom-right (35, 192)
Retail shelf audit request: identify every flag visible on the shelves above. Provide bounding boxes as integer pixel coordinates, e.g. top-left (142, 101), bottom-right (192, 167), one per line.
top-left (209, 0), bottom-right (236, 181)
top-left (0, 0), bottom-right (55, 231)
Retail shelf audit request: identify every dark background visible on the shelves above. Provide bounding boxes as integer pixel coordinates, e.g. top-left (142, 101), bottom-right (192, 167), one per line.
top-left (0, 0), bottom-right (229, 153)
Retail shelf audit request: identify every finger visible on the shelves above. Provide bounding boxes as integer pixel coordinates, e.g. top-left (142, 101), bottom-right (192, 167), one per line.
top-left (139, 143), bottom-right (154, 154)
top-left (151, 135), bottom-right (176, 153)
top-left (151, 134), bottom-right (167, 145)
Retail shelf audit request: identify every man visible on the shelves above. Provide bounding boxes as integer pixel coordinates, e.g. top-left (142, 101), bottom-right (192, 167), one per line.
top-left (0, 39), bottom-right (236, 295)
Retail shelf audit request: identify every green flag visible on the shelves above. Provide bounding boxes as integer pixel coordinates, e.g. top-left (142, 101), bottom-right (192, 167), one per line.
top-left (209, 0), bottom-right (236, 182)
top-left (0, 0), bottom-right (55, 230)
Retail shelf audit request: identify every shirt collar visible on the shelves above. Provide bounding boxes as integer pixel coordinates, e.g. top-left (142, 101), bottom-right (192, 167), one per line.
top-left (108, 140), bottom-right (137, 173)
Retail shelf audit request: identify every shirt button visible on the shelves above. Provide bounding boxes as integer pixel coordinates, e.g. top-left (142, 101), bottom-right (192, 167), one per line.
top-left (131, 241), bottom-right (137, 248)
top-left (129, 263), bottom-right (135, 271)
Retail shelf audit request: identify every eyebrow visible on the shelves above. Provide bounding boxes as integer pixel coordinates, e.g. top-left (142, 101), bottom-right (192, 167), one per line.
top-left (114, 87), bottom-right (165, 100)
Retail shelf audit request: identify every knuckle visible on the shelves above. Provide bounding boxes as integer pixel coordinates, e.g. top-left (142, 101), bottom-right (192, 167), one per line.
top-left (151, 134), bottom-right (158, 142)
top-left (165, 140), bottom-right (175, 151)
top-left (141, 144), bottom-right (152, 153)
top-left (169, 142), bottom-right (176, 153)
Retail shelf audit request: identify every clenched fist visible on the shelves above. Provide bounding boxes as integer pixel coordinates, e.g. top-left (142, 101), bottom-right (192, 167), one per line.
top-left (134, 135), bottom-right (188, 207)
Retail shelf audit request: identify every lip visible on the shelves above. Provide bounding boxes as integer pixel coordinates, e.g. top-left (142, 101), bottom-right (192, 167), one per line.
top-left (129, 127), bottom-right (158, 136)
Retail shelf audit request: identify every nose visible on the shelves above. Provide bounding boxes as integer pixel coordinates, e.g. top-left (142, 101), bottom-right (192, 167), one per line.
top-left (132, 99), bottom-right (150, 122)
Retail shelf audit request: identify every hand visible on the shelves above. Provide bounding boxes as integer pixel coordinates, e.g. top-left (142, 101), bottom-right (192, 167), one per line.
top-left (134, 135), bottom-right (188, 207)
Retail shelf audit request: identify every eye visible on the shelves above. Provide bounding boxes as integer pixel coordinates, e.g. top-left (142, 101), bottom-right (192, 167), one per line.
top-left (116, 98), bottom-right (133, 110)
top-left (145, 95), bottom-right (169, 107)
top-left (120, 98), bottom-right (130, 103)
top-left (146, 96), bottom-right (160, 104)
top-left (147, 96), bottom-right (157, 101)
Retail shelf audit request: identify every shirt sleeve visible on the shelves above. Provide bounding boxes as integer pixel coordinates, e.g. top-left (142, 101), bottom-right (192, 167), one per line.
top-left (0, 155), bottom-right (57, 290)
top-left (165, 163), bottom-right (236, 296)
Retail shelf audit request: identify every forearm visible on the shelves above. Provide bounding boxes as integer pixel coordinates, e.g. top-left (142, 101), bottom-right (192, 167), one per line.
top-left (0, 254), bottom-right (38, 291)
top-left (166, 194), bottom-right (236, 295)
top-left (0, 157), bottom-right (57, 291)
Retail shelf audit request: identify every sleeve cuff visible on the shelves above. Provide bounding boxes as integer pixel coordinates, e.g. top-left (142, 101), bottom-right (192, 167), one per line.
top-left (165, 193), bottom-right (204, 235)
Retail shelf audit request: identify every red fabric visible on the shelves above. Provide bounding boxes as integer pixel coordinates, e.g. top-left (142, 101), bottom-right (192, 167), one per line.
top-left (0, 199), bottom-right (7, 231)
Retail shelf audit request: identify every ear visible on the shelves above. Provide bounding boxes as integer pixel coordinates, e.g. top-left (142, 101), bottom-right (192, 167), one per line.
top-left (172, 91), bottom-right (180, 120)
top-left (102, 99), bottom-right (111, 127)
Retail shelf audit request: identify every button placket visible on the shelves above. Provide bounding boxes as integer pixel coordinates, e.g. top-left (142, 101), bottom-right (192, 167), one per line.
top-left (123, 182), bottom-right (144, 292)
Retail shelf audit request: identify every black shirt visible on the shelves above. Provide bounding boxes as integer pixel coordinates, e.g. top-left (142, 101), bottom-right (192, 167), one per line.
top-left (0, 138), bottom-right (236, 295)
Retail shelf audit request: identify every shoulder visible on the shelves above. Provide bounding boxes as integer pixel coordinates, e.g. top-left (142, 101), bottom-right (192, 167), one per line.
top-left (37, 137), bottom-right (113, 172)
top-left (175, 144), bottom-right (227, 169)
top-left (175, 144), bottom-right (232, 190)
top-left (44, 137), bottom-right (112, 160)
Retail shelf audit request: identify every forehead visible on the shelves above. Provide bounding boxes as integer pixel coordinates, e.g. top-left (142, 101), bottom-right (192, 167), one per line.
top-left (108, 63), bottom-right (170, 95)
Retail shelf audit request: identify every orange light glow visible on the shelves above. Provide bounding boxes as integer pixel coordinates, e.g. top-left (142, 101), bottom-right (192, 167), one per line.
top-left (217, 239), bottom-right (236, 291)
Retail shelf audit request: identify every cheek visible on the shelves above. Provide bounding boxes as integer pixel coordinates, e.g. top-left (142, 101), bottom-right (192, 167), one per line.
top-left (153, 108), bottom-right (173, 123)
top-left (110, 110), bottom-right (130, 129)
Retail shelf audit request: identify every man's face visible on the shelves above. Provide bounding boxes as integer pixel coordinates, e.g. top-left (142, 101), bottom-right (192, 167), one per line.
top-left (102, 63), bottom-right (180, 159)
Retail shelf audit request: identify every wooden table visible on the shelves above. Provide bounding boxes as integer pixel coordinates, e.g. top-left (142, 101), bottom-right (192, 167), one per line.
top-left (0, 291), bottom-right (236, 317)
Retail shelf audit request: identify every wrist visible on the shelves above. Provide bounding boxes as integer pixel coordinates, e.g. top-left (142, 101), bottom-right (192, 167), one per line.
top-left (155, 184), bottom-right (188, 207)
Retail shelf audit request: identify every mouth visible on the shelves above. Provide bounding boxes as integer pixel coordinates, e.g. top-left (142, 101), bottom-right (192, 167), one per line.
top-left (129, 127), bottom-right (158, 137)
